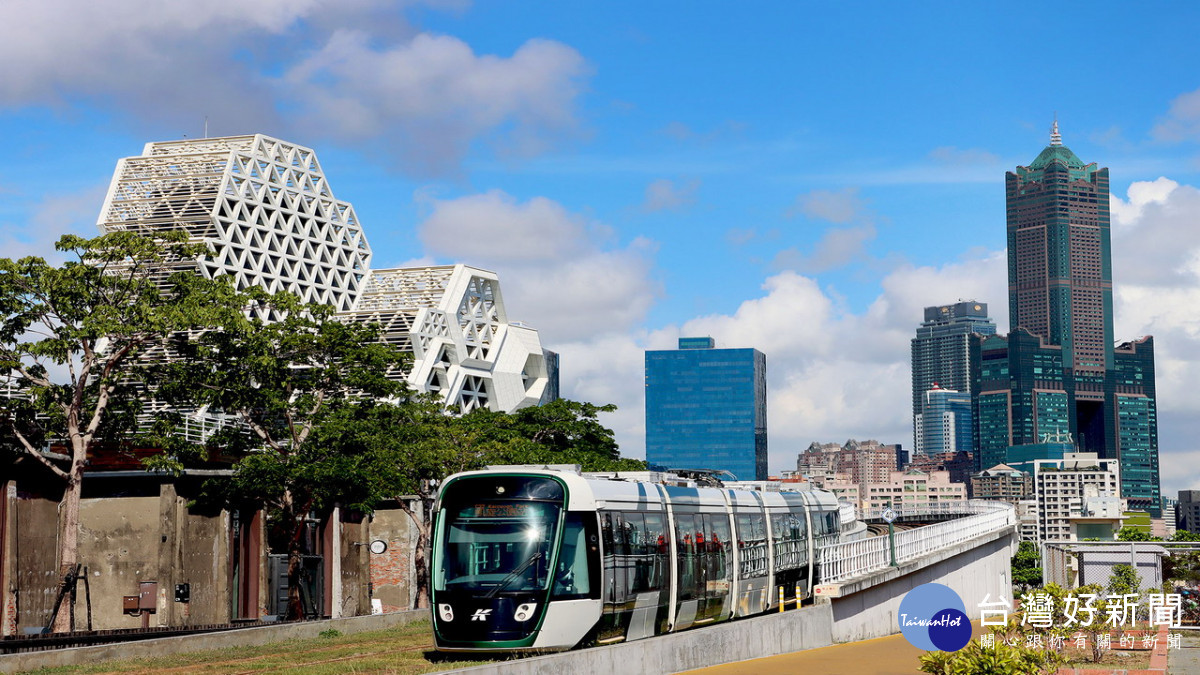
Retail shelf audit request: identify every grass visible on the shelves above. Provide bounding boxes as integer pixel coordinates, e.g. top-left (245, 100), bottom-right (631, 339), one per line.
top-left (21, 620), bottom-right (499, 675)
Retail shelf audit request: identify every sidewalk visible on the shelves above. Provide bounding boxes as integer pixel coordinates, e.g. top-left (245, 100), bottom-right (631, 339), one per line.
top-left (1168, 629), bottom-right (1200, 673)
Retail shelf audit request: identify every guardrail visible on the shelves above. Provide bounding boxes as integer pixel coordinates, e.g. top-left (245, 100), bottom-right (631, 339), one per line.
top-left (817, 500), bottom-right (1016, 583)
top-left (857, 501), bottom-right (1007, 521)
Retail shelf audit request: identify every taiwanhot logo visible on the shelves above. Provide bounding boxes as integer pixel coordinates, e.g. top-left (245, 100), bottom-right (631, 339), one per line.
top-left (897, 583), bottom-right (972, 652)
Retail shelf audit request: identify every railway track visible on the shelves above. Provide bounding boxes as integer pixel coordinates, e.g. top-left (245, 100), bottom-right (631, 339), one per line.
top-left (0, 621), bottom-right (272, 655)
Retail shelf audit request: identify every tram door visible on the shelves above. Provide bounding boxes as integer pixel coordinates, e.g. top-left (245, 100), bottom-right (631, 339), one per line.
top-left (598, 511), bottom-right (669, 643)
top-left (680, 513), bottom-right (732, 625)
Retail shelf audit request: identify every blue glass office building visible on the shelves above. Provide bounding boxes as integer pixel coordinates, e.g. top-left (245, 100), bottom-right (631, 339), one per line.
top-left (645, 337), bottom-right (767, 480)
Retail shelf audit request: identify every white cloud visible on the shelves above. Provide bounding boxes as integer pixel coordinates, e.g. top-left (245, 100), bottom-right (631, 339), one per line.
top-left (1110, 180), bottom-right (1200, 469)
top-left (1152, 88), bottom-right (1200, 142)
top-left (419, 190), bottom-right (592, 262)
top-left (283, 31), bottom-right (588, 175)
top-left (0, 0), bottom-right (324, 131)
top-left (415, 190), bottom-right (660, 344)
top-left (641, 178), bottom-right (699, 212)
top-left (786, 187), bottom-right (868, 224)
top-left (560, 252), bottom-right (1008, 472)
top-left (928, 146), bottom-right (1000, 166)
top-left (773, 225), bottom-right (877, 273)
top-left (776, 187), bottom-right (879, 273)
top-left (0, 184), bottom-right (109, 263)
top-left (0, 1), bottom-right (588, 176)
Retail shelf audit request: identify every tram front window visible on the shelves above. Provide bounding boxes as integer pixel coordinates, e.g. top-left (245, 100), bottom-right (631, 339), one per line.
top-left (437, 501), bottom-right (560, 594)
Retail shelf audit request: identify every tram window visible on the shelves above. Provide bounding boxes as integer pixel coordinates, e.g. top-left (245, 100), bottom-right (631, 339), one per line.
top-left (622, 512), bottom-right (648, 594)
top-left (710, 515), bottom-right (731, 581)
top-left (601, 512), bottom-right (615, 555)
top-left (674, 513), bottom-right (697, 601)
top-left (601, 512), bottom-right (628, 605)
top-left (552, 512), bottom-right (596, 600)
top-left (736, 513), bottom-right (767, 579)
top-left (773, 512), bottom-right (804, 571)
top-left (644, 512), bottom-right (667, 590)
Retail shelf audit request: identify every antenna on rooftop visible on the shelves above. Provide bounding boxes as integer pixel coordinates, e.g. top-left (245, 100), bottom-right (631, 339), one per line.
top-left (204, 116), bottom-right (209, 139)
top-left (1050, 113), bottom-right (1061, 146)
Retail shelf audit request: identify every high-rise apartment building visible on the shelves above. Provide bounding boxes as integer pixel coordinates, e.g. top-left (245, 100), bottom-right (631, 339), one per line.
top-left (1031, 453), bottom-right (1123, 541)
top-left (970, 464), bottom-right (1032, 503)
top-left (645, 337), bottom-right (767, 480)
top-left (1179, 490), bottom-right (1200, 534)
top-left (911, 302), bottom-right (995, 452)
top-left (862, 469), bottom-right (966, 512)
top-left (972, 124), bottom-right (1160, 514)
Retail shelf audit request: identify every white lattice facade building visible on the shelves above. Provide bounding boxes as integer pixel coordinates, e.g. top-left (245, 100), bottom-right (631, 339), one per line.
top-left (342, 266), bottom-right (552, 412)
top-left (95, 135), bottom-right (552, 414)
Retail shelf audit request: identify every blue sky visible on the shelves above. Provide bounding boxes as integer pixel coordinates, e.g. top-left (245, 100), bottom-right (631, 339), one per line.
top-left (3, 1), bottom-right (1200, 498)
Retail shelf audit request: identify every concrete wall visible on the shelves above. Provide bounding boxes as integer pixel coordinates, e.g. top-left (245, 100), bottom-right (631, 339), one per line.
top-left (72, 487), bottom-right (236, 629)
top-left (77, 494), bottom-right (160, 629)
top-left (1, 475), bottom-right (407, 633)
top-left (442, 603), bottom-right (834, 675)
top-left (828, 529), bottom-right (1018, 643)
top-left (334, 511), bottom-right (370, 618)
top-left (153, 485), bottom-right (233, 626)
top-left (1, 481), bottom-right (13, 635)
top-left (11, 487), bottom-right (59, 633)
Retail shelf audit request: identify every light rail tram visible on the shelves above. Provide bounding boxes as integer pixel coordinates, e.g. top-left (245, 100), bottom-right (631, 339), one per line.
top-left (429, 467), bottom-right (853, 652)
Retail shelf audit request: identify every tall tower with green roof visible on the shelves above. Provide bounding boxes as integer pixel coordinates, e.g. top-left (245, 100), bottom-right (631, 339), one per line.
top-left (1006, 119), bottom-right (1113, 375)
top-left (973, 122), bottom-right (1160, 515)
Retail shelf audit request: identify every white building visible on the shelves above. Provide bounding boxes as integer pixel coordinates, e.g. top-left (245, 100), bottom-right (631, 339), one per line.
top-left (862, 469), bottom-right (966, 512)
top-left (339, 265), bottom-right (553, 412)
top-left (1031, 453), bottom-right (1124, 542)
top-left (97, 135), bottom-right (552, 413)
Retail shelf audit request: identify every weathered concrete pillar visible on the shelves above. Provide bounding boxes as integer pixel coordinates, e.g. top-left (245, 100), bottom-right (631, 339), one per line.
top-left (1, 480), bottom-right (13, 636)
top-left (157, 482), bottom-right (181, 626)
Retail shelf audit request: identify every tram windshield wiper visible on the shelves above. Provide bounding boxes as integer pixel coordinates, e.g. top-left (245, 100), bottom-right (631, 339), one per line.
top-left (484, 551), bottom-right (543, 598)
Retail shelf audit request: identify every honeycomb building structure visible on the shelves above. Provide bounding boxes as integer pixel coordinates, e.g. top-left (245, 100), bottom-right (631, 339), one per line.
top-left (97, 134), bottom-right (554, 413)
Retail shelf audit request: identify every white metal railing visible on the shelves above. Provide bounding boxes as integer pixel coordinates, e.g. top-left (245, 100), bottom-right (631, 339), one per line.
top-left (857, 500), bottom-right (1003, 521)
top-left (817, 500), bottom-right (1016, 584)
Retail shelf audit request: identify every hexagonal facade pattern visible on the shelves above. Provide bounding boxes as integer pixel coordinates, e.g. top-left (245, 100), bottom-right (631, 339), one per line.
top-left (96, 135), bottom-right (550, 414)
top-left (341, 265), bottom-right (551, 413)
top-left (98, 135), bottom-right (371, 319)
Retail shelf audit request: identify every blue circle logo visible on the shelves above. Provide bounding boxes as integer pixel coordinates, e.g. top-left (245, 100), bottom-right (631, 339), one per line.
top-left (898, 583), bottom-right (971, 652)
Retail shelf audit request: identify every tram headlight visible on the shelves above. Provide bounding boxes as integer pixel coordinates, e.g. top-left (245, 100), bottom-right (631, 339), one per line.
top-left (513, 603), bottom-right (537, 622)
top-left (438, 604), bottom-right (454, 622)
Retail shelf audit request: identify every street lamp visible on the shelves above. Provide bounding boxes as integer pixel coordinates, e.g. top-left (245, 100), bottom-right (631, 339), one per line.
top-left (883, 501), bottom-right (898, 568)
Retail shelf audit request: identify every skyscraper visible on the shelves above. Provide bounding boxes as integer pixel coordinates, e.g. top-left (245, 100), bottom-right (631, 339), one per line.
top-left (645, 337), bottom-right (767, 480)
top-left (911, 301), bottom-right (995, 451)
top-left (973, 123), bottom-right (1160, 514)
top-left (914, 386), bottom-right (973, 455)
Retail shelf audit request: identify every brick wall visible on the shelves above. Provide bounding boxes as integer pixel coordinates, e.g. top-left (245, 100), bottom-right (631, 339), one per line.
top-left (368, 500), bottom-right (421, 613)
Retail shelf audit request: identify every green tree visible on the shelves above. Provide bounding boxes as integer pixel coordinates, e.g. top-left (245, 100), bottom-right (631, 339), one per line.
top-left (0, 232), bottom-right (240, 632)
top-left (1116, 525), bottom-right (1160, 541)
top-left (333, 397), bottom-right (643, 609)
top-left (151, 290), bottom-right (407, 619)
top-left (1107, 563), bottom-right (1141, 595)
top-left (1012, 540), bottom-right (1043, 591)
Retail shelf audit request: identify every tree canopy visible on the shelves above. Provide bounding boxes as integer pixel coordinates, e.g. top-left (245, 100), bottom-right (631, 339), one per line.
top-left (0, 231), bottom-right (244, 631)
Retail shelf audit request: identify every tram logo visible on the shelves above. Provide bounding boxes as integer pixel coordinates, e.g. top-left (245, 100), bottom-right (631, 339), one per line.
top-left (471, 609), bottom-right (493, 622)
top-left (897, 583), bottom-right (972, 652)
